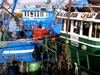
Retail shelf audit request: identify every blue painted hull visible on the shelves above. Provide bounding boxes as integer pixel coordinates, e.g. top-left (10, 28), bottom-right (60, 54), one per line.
top-left (0, 40), bottom-right (43, 63)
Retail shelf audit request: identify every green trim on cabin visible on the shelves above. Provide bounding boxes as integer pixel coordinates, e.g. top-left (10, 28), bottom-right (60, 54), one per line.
top-left (60, 33), bottom-right (100, 54)
top-left (61, 37), bottom-right (100, 53)
top-left (79, 38), bottom-right (100, 46)
top-left (60, 33), bottom-right (100, 46)
top-left (60, 33), bottom-right (70, 38)
top-left (61, 36), bottom-right (100, 53)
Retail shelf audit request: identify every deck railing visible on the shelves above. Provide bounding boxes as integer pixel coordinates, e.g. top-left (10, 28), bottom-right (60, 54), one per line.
top-left (68, 45), bottom-right (100, 75)
top-left (43, 35), bottom-right (100, 75)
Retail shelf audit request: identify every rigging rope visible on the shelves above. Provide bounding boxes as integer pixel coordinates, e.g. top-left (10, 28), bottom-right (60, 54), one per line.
top-left (65, 0), bottom-right (76, 7)
top-left (46, 0), bottom-right (51, 4)
top-left (61, 0), bottom-right (65, 3)
top-left (5, 0), bottom-right (13, 9)
top-left (17, 0), bottom-right (21, 6)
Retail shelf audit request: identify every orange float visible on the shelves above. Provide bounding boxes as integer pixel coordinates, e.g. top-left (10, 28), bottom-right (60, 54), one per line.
top-left (19, 21), bottom-right (24, 27)
top-left (31, 22), bottom-right (36, 28)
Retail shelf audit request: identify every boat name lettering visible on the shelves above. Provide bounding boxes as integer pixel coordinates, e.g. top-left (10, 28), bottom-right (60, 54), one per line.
top-left (59, 13), bottom-right (78, 17)
top-left (70, 13), bottom-right (78, 17)
top-left (81, 12), bottom-right (96, 18)
top-left (71, 35), bottom-right (78, 41)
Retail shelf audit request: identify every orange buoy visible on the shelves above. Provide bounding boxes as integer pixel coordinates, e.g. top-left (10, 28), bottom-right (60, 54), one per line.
top-left (31, 22), bottom-right (36, 28)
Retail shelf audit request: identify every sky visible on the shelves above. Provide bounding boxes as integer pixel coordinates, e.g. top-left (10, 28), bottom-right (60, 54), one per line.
top-left (0, 0), bottom-right (65, 3)
top-left (0, 0), bottom-right (69, 3)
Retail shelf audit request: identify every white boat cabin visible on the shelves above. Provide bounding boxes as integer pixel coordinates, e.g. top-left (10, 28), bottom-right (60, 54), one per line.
top-left (21, 5), bottom-right (54, 20)
top-left (58, 11), bottom-right (100, 41)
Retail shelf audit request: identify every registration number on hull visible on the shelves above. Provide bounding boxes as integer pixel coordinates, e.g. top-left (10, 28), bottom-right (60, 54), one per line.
top-left (71, 41), bottom-right (79, 47)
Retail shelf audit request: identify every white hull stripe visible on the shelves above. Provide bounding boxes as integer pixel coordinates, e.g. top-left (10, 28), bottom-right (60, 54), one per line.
top-left (3, 49), bottom-right (34, 54)
top-left (60, 36), bottom-right (100, 48)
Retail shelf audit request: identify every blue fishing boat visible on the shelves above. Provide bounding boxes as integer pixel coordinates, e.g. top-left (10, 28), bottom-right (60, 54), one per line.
top-left (0, 0), bottom-right (62, 63)
top-left (20, 4), bottom-right (62, 39)
top-left (0, 0), bottom-right (64, 74)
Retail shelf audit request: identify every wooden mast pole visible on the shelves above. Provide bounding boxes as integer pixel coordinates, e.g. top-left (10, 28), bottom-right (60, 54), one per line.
top-left (65, 0), bottom-right (71, 75)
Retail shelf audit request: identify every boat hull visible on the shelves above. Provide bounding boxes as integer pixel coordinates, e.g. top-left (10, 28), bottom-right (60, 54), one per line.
top-left (60, 32), bottom-right (100, 74)
top-left (0, 40), bottom-right (43, 63)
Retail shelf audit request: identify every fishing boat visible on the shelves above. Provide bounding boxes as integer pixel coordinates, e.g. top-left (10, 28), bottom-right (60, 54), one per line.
top-left (57, 3), bottom-right (100, 75)
top-left (19, 1), bottom-right (62, 39)
top-left (0, 0), bottom-right (64, 74)
top-left (0, 0), bottom-right (63, 61)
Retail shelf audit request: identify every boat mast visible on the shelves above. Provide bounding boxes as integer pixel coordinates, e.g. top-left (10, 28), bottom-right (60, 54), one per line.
top-left (6, 0), bottom-right (19, 30)
top-left (65, 0), bottom-right (71, 75)
top-left (1, 0), bottom-right (5, 26)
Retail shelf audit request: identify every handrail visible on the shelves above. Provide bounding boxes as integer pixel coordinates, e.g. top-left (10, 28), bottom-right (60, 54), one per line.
top-left (69, 46), bottom-right (100, 57)
top-left (68, 46), bottom-right (100, 75)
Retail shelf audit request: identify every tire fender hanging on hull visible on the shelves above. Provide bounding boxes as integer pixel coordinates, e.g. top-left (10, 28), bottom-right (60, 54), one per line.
top-left (32, 45), bottom-right (44, 58)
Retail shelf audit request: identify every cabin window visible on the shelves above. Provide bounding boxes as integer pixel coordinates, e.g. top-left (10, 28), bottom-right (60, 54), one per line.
top-left (62, 19), bottom-right (64, 31)
top-left (30, 12), bottom-right (47, 17)
top-left (40, 12), bottom-right (44, 17)
top-left (40, 12), bottom-right (42, 17)
top-left (62, 19), bottom-right (71, 32)
top-left (30, 12), bottom-right (33, 17)
top-left (82, 21), bottom-right (89, 36)
top-left (34, 12), bottom-right (36, 17)
top-left (37, 12), bottom-right (39, 17)
top-left (73, 20), bottom-right (81, 34)
top-left (27, 12), bottom-right (29, 17)
top-left (44, 12), bottom-right (45, 17)
top-left (24, 12), bottom-right (26, 17)
top-left (92, 23), bottom-right (100, 38)
top-left (42, 12), bottom-right (44, 17)
top-left (39, 12), bottom-right (40, 17)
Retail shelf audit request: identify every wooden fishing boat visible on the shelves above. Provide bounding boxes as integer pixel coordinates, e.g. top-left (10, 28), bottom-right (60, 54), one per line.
top-left (57, 5), bottom-right (100, 75)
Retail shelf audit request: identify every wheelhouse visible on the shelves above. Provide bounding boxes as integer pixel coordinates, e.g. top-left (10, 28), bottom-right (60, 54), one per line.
top-left (20, 5), bottom-right (62, 39)
top-left (58, 11), bottom-right (100, 52)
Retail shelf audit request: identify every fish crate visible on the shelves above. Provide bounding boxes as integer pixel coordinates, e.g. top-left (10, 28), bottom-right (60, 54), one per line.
top-left (33, 28), bottom-right (50, 41)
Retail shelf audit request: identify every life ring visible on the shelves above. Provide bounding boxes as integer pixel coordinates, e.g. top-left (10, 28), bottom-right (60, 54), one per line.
top-left (19, 21), bottom-right (24, 27)
top-left (31, 22), bottom-right (36, 28)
